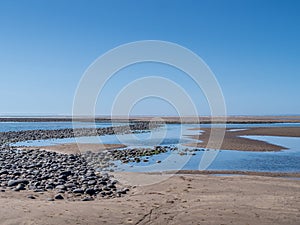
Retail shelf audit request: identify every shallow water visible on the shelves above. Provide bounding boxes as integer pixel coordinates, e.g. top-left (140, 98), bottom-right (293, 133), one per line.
top-left (7, 122), bottom-right (300, 173)
top-left (12, 123), bottom-right (201, 147)
top-left (11, 122), bottom-right (299, 147)
top-left (115, 135), bottom-right (300, 173)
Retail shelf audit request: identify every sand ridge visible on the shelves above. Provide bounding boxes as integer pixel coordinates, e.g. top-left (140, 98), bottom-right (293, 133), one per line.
top-left (186, 126), bottom-right (300, 151)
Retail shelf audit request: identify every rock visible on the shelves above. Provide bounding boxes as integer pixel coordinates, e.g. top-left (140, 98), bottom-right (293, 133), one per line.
top-left (81, 197), bottom-right (94, 201)
top-left (135, 158), bottom-right (141, 163)
top-left (54, 194), bottom-right (64, 200)
top-left (14, 183), bottom-right (26, 191)
top-left (156, 160), bottom-right (161, 163)
top-left (27, 195), bottom-right (36, 199)
top-left (7, 179), bottom-right (29, 187)
top-left (117, 188), bottom-right (129, 195)
top-left (45, 184), bottom-right (54, 189)
top-left (87, 180), bottom-right (96, 185)
top-left (0, 170), bottom-right (8, 175)
top-left (99, 180), bottom-right (107, 185)
top-left (107, 183), bottom-right (116, 189)
top-left (73, 189), bottom-right (84, 194)
top-left (111, 180), bottom-right (118, 185)
top-left (55, 185), bottom-right (66, 190)
top-left (103, 186), bottom-right (110, 191)
top-left (47, 198), bottom-right (55, 201)
top-left (60, 171), bottom-right (72, 177)
top-left (64, 183), bottom-right (75, 189)
top-left (85, 188), bottom-right (96, 195)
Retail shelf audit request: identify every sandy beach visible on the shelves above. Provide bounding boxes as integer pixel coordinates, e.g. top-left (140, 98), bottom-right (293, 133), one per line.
top-left (1, 119), bottom-right (300, 224)
top-left (0, 172), bottom-right (299, 225)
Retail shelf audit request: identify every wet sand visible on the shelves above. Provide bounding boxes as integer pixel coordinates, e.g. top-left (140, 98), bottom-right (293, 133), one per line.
top-left (186, 127), bottom-right (300, 151)
top-left (1, 173), bottom-right (299, 225)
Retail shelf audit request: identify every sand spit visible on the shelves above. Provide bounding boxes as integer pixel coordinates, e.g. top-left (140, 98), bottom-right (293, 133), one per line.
top-left (186, 127), bottom-right (300, 151)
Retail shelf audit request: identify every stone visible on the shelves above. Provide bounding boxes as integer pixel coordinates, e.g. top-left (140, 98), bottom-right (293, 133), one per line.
top-left (87, 180), bottom-right (96, 185)
top-left (60, 171), bottom-right (72, 177)
top-left (14, 183), bottom-right (26, 191)
top-left (7, 179), bottom-right (29, 187)
top-left (81, 197), bottom-right (94, 201)
top-left (54, 194), bottom-right (64, 200)
top-left (55, 185), bottom-right (66, 190)
top-left (27, 195), bottom-right (36, 199)
top-left (73, 189), bottom-right (85, 194)
top-left (85, 188), bottom-right (96, 195)
top-left (103, 186), bottom-right (110, 191)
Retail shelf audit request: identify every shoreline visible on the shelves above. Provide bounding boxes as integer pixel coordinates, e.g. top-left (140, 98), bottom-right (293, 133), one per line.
top-left (148, 170), bottom-right (300, 178)
top-left (17, 144), bottom-right (300, 178)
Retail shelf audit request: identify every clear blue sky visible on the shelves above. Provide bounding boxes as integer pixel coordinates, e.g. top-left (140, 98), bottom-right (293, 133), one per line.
top-left (0, 0), bottom-right (299, 116)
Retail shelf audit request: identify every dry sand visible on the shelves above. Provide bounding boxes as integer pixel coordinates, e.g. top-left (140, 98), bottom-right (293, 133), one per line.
top-left (0, 173), bottom-right (299, 225)
top-left (186, 127), bottom-right (300, 151)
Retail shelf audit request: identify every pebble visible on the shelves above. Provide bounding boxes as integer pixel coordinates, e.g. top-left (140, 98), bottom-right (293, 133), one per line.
top-left (85, 188), bottom-right (96, 195)
top-left (27, 194), bottom-right (36, 199)
top-left (0, 122), bottom-right (200, 201)
top-left (73, 189), bottom-right (84, 194)
top-left (7, 179), bottom-right (29, 187)
top-left (14, 183), bottom-right (26, 191)
top-left (55, 185), bottom-right (66, 190)
top-left (54, 194), bottom-right (64, 200)
top-left (81, 197), bottom-right (94, 201)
